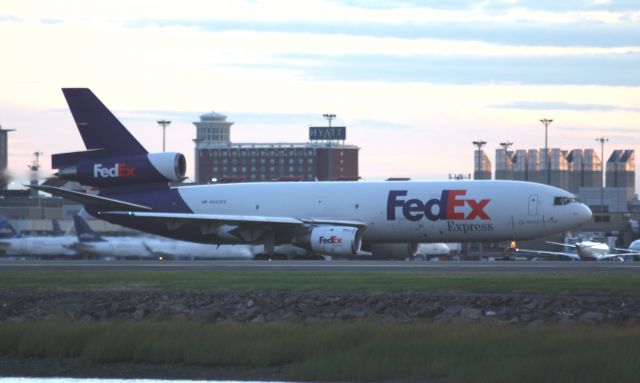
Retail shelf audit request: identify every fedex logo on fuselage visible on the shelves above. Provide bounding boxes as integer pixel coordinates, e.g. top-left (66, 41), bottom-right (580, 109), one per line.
top-left (93, 163), bottom-right (136, 178)
top-left (387, 190), bottom-right (490, 222)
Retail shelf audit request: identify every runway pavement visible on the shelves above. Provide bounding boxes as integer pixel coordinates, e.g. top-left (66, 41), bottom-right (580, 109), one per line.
top-left (0, 259), bottom-right (639, 273)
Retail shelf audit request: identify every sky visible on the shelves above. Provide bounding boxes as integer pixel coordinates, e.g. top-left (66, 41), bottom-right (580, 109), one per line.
top-left (0, 0), bottom-right (638, 186)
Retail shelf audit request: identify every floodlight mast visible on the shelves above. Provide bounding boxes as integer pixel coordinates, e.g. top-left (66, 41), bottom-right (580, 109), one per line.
top-left (596, 136), bottom-right (609, 212)
top-left (157, 120), bottom-right (171, 152)
top-left (540, 119), bottom-right (553, 184)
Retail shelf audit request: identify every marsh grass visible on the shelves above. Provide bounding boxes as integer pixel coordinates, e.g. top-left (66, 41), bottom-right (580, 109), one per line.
top-left (1, 270), bottom-right (640, 294)
top-left (1, 319), bottom-right (640, 382)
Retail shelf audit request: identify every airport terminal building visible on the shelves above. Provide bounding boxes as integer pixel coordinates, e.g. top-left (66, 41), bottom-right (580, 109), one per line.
top-left (193, 112), bottom-right (359, 184)
top-left (474, 146), bottom-right (637, 214)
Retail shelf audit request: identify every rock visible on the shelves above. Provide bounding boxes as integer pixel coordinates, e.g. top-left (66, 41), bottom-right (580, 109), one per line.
top-left (133, 308), bottom-right (146, 320)
top-left (579, 311), bottom-right (605, 325)
top-left (460, 308), bottom-right (482, 321)
top-left (435, 305), bottom-right (464, 321)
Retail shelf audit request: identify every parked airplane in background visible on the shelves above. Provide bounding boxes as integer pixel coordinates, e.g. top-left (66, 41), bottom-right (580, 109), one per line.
top-left (0, 217), bottom-right (77, 258)
top-left (32, 88), bottom-right (592, 258)
top-left (51, 219), bottom-right (64, 236)
top-left (72, 215), bottom-right (253, 260)
top-left (514, 240), bottom-right (639, 261)
top-left (628, 239), bottom-right (640, 253)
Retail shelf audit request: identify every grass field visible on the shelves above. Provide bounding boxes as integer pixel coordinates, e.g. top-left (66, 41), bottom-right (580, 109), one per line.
top-left (2, 270), bottom-right (639, 382)
top-left (1, 319), bottom-right (640, 382)
top-left (1, 270), bottom-right (640, 294)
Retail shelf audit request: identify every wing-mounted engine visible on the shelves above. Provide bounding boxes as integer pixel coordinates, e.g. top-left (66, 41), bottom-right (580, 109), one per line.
top-left (363, 243), bottom-right (419, 259)
top-left (54, 151), bottom-right (187, 188)
top-left (292, 226), bottom-right (362, 256)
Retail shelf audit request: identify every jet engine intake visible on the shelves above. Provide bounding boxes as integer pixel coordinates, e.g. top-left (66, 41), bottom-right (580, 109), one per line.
top-left (292, 226), bottom-right (362, 256)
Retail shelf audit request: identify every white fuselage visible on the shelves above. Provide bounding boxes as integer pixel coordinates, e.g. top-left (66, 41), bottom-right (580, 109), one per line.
top-left (418, 243), bottom-right (450, 255)
top-left (0, 236), bottom-right (77, 257)
top-left (142, 238), bottom-right (254, 259)
top-left (75, 236), bottom-right (254, 259)
top-left (575, 241), bottom-right (618, 261)
top-left (172, 180), bottom-right (591, 243)
top-left (74, 237), bottom-right (151, 259)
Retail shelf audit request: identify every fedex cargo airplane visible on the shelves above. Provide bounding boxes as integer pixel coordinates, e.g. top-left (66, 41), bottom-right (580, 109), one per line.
top-left (32, 88), bottom-right (592, 259)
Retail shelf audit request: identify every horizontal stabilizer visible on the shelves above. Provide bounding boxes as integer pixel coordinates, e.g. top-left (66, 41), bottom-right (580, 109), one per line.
top-left (29, 185), bottom-right (152, 212)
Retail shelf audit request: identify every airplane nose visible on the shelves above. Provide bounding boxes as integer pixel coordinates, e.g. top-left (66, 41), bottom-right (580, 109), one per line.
top-left (576, 203), bottom-right (592, 224)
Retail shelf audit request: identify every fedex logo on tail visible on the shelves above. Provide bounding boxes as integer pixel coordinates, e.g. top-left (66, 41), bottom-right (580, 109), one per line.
top-left (387, 190), bottom-right (490, 222)
top-left (93, 163), bottom-right (136, 178)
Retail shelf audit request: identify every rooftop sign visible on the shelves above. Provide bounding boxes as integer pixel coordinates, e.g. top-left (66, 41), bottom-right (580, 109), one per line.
top-left (309, 126), bottom-right (346, 141)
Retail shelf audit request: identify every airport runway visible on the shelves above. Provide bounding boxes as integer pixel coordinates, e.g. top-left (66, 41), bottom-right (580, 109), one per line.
top-left (0, 259), bottom-right (639, 273)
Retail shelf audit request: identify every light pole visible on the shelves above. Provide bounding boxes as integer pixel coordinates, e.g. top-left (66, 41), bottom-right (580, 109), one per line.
top-left (499, 141), bottom-right (513, 180)
top-left (540, 119), bottom-right (553, 184)
top-left (322, 114), bottom-right (336, 181)
top-left (596, 137), bottom-right (608, 212)
top-left (157, 120), bottom-right (171, 152)
top-left (472, 140), bottom-right (487, 179)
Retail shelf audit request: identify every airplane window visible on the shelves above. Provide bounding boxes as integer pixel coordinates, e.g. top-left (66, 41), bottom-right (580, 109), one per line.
top-left (554, 196), bottom-right (578, 206)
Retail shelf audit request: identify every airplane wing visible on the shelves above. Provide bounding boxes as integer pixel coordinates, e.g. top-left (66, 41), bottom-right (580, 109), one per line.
top-left (30, 184), bottom-right (152, 211)
top-left (611, 247), bottom-right (640, 254)
top-left (98, 212), bottom-right (367, 243)
top-left (514, 248), bottom-right (581, 261)
top-left (100, 211), bottom-right (366, 229)
top-left (545, 241), bottom-right (578, 249)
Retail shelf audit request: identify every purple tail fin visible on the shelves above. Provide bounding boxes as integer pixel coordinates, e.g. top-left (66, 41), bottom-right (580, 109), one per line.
top-left (62, 88), bottom-right (147, 156)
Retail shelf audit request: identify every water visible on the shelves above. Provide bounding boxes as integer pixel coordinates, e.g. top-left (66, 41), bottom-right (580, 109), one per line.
top-left (1, 379), bottom-right (287, 383)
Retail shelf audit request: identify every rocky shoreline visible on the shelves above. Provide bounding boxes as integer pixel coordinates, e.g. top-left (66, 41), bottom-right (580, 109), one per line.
top-left (2, 289), bottom-right (640, 326)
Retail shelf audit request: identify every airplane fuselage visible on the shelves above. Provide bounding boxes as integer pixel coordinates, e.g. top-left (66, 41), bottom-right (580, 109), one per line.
top-left (97, 180), bottom-right (592, 245)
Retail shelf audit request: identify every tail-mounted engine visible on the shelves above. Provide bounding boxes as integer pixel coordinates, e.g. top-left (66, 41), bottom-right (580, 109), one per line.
top-left (53, 151), bottom-right (186, 187)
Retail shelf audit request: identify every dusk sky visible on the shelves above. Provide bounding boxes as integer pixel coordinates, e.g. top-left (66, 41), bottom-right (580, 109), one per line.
top-left (1, 0), bottom-right (638, 186)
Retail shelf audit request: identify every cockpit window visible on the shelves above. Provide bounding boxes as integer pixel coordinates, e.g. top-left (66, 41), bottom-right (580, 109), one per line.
top-left (554, 196), bottom-right (578, 206)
